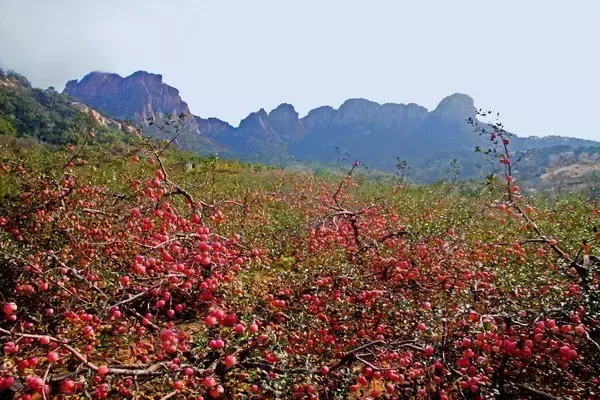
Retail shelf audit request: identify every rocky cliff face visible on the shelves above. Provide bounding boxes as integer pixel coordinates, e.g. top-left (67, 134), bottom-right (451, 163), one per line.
top-left (430, 93), bottom-right (477, 121)
top-left (300, 99), bottom-right (430, 136)
top-left (64, 71), bottom-right (200, 132)
top-left (71, 102), bottom-right (139, 134)
top-left (268, 104), bottom-right (307, 140)
top-left (195, 117), bottom-right (233, 136)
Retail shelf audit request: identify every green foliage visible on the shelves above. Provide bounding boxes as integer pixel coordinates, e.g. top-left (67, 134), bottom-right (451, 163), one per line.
top-left (1, 69), bottom-right (32, 88)
top-left (0, 117), bottom-right (16, 136)
top-left (0, 75), bottom-right (130, 145)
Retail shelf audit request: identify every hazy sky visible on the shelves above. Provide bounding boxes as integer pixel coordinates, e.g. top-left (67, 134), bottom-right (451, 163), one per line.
top-left (1, 0), bottom-right (599, 140)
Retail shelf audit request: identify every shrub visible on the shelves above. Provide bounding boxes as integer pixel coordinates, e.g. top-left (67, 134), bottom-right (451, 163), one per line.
top-left (0, 131), bottom-right (598, 399)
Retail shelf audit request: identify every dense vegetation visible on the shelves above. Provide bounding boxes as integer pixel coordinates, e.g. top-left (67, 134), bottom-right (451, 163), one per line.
top-left (0, 107), bottom-right (599, 400)
top-left (0, 69), bottom-right (128, 145)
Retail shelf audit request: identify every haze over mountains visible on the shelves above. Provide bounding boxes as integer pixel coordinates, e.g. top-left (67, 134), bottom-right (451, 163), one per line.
top-left (61, 70), bottom-right (600, 183)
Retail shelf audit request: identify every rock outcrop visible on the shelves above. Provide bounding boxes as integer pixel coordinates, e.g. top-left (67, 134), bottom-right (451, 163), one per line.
top-left (71, 102), bottom-right (139, 133)
top-left (64, 71), bottom-right (200, 132)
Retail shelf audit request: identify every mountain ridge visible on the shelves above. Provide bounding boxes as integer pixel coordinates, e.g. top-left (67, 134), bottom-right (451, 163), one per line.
top-left (62, 70), bottom-right (600, 182)
top-left (64, 71), bottom-right (597, 144)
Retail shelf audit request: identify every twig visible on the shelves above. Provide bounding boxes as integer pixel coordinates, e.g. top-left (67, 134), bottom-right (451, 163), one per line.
top-left (159, 391), bottom-right (178, 400)
top-left (355, 356), bottom-right (396, 371)
top-left (109, 282), bottom-right (162, 309)
top-left (506, 383), bottom-right (559, 400)
top-left (0, 328), bottom-right (170, 377)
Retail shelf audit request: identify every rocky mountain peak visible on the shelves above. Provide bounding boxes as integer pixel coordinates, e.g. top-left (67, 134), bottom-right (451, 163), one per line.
top-left (302, 106), bottom-right (336, 127)
top-left (269, 103), bottom-right (297, 116)
top-left (268, 103), bottom-right (306, 139)
top-left (129, 70), bottom-right (162, 81)
top-left (235, 108), bottom-right (275, 140)
top-left (239, 109), bottom-right (268, 126)
top-left (63, 71), bottom-right (197, 131)
top-left (195, 116), bottom-right (233, 137)
top-left (431, 93), bottom-right (476, 121)
top-left (269, 104), bottom-right (297, 122)
top-left (339, 98), bottom-right (379, 108)
top-left (64, 72), bottom-right (121, 99)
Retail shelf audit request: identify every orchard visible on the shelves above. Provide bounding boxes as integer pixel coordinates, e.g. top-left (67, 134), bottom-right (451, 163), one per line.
top-left (0, 127), bottom-right (598, 399)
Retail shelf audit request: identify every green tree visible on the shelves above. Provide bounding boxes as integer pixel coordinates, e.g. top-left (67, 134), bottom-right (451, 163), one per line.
top-left (0, 117), bottom-right (16, 136)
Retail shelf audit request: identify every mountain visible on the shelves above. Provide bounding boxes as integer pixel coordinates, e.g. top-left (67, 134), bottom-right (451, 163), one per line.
top-left (64, 71), bottom-right (232, 153)
top-left (64, 71), bottom-right (196, 127)
top-left (59, 70), bottom-right (600, 182)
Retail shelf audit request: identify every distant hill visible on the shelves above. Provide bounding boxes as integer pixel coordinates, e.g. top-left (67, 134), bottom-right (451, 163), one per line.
top-left (61, 70), bottom-right (600, 183)
top-left (2, 67), bottom-right (597, 186)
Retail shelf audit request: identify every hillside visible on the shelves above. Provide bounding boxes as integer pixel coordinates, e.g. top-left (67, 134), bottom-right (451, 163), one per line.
top-left (0, 121), bottom-right (599, 399)
top-left (0, 70), bottom-right (133, 145)
top-left (63, 70), bottom-right (600, 183)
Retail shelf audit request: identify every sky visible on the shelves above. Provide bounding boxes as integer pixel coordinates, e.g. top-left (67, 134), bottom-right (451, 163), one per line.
top-left (1, 0), bottom-right (599, 140)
